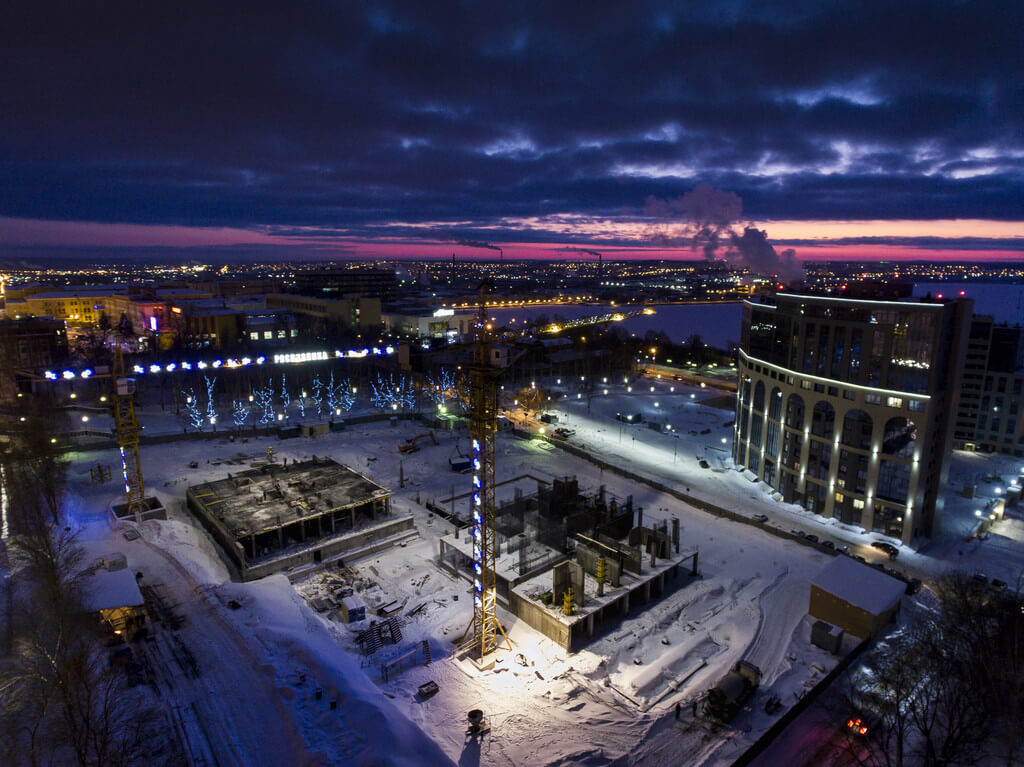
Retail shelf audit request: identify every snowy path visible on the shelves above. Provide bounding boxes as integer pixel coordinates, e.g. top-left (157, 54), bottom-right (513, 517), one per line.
top-left (133, 527), bottom-right (315, 766)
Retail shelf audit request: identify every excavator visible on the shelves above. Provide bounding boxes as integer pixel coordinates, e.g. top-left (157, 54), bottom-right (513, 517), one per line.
top-left (397, 431), bottom-right (439, 454)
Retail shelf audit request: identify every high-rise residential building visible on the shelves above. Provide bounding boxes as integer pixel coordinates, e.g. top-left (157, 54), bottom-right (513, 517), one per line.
top-left (954, 316), bottom-right (1024, 455)
top-left (733, 292), bottom-right (972, 543)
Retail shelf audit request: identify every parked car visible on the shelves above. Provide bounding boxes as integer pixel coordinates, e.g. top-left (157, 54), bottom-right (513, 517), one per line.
top-left (822, 540), bottom-right (835, 550)
top-left (971, 572), bottom-right (989, 586)
top-left (835, 544), bottom-right (849, 554)
top-left (870, 541), bottom-right (899, 559)
top-left (990, 578), bottom-right (1008, 592)
top-left (905, 578), bottom-right (923, 595)
top-left (805, 534), bottom-right (819, 543)
top-left (752, 514), bottom-right (769, 524)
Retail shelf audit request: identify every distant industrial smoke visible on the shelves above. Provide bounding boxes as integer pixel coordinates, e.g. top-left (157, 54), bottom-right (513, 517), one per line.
top-left (434, 231), bottom-right (503, 252)
top-left (556, 247), bottom-right (601, 257)
top-left (645, 184), bottom-right (801, 281)
top-left (454, 239), bottom-right (502, 252)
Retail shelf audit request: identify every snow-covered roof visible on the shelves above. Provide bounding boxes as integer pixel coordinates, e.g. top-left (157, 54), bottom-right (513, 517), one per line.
top-left (812, 556), bottom-right (904, 615)
top-left (82, 568), bottom-right (144, 611)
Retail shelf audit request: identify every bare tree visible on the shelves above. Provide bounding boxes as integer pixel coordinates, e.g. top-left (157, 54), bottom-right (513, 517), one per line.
top-left (834, 573), bottom-right (1023, 767)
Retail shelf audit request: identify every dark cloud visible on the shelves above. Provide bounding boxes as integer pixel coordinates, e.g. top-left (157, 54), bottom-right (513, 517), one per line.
top-left (0, 0), bottom-right (1021, 249)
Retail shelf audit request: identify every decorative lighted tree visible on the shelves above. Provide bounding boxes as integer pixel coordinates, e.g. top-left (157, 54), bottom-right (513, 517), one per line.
top-left (296, 389), bottom-right (306, 418)
top-left (183, 388), bottom-right (204, 430)
top-left (311, 374), bottom-right (324, 417)
top-left (254, 384), bottom-right (275, 424)
top-left (425, 368), bottom-right (470, 412)
top-left (204, 375), bottom-right (217, 426)
top-left (370, 371), bottom-right (415, 410)
top-left (326, 371), bottom-right (355, 414)
top-left (232, 399), bottom-right (250, 427)
top-left (279, 374), bottom-right (291, 412)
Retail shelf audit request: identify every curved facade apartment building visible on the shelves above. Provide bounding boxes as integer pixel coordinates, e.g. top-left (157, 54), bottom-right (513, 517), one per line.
top-left (733, 293), bottom-right (972, 544)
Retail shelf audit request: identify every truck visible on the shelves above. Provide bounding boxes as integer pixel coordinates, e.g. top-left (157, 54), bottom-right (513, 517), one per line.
top-left (703, 661), bottom-right (761, 721)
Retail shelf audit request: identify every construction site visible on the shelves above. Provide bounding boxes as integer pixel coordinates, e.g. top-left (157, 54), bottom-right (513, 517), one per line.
top-left (23, 294), bottom-right (866, 766)
top-left (185, 457), bottom-right (408, 581)
top-left (438, 476), bottom-right (699, 652)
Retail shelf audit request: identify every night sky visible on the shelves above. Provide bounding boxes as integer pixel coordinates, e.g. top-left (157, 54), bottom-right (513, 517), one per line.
top-left (1, 1), bottom-right (1022, 262)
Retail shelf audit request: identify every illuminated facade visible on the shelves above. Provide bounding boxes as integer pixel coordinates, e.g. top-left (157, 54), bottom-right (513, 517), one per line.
top-left (733, 293), bottom-right (971, 543)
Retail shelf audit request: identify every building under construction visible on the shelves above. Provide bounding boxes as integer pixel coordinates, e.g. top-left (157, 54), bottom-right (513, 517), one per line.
top-left (187, 457), bottom-right (410, 581)
top-left (438, 476), bottom-right (697, 652)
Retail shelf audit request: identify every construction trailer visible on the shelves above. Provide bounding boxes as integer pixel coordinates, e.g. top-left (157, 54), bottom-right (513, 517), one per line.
top-left (81, 557), bottom-right (146, 639)
top-left (809, 556), bottom-right (905, 638)
top-left (186, 457), bottom-right (410, 581)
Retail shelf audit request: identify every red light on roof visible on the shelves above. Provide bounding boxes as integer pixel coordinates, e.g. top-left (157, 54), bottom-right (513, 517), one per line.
top-left (937, 293), bottom-right (944, 299)
top-left (959, 290), bottom-right (966, 296)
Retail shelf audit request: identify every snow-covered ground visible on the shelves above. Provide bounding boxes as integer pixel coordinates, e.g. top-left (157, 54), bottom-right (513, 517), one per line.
top-left (49, 372), bottom-right (1024, 766)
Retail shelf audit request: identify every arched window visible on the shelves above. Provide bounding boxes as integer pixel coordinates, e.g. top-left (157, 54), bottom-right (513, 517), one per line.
top-left (841, 409), bottom-right (873, 451)
top-left (882, 417), bottom-right (917, 458)
top-left (811, 400), bottom-right (835, 438)
top-left (753, 380), bottom-right (765, 412)
top-left (768, 387), bottom-right (783, 422)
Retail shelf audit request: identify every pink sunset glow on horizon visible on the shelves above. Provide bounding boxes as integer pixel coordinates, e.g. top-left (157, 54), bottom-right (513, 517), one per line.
top-left (1, 215), bottom-right (1021, 263)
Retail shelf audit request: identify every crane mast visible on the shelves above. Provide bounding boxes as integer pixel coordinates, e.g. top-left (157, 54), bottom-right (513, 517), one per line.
top-left (465, 287), bottom-right (509, 659)
top-left (112, 341), bottom-right (146, 517)
top-left (463, 286), bottom-right (652, 659)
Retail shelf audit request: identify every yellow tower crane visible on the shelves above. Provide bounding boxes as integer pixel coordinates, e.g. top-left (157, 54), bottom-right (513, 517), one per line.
top-left (112, 341), bottom-right (146, 517)
top-left (462, 285), bottom-right (652, 660)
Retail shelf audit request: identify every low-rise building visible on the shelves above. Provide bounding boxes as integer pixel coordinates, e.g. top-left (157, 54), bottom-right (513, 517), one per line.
top-left (382, 307), bottom-right (475, 340)
top-left (0, 317), bottom-right (69, 400)
top-left (809, 556), bottom-right (904, 638)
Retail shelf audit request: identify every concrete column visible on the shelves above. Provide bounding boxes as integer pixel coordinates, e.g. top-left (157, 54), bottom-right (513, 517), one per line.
top-left (823, 401), bottom-right (846, 520)
top-left (621, 591), bottom-right (630, 615)
top-left (248, 535), bottom-right (256, 559)
top-left (643, 581), bottom-right (651, 602)
top-left (586, 613), bottom-right (594, 638)
top-left (672, 517), bottom-right (680, 553)
top-left (277, 527), bottom-right (284, 548)
top-left (797, 397), bottom-right (811, 495)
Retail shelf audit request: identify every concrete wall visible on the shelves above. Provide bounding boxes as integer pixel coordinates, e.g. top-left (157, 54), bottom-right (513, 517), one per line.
top-left (551, 560), bottom-right (584, 609)
top-left (575, 541), bottom-right (622, 587)
top-left (242, 515), bottom-right (414, 581)
top-left (509, 590), bottom-right (571, 649)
